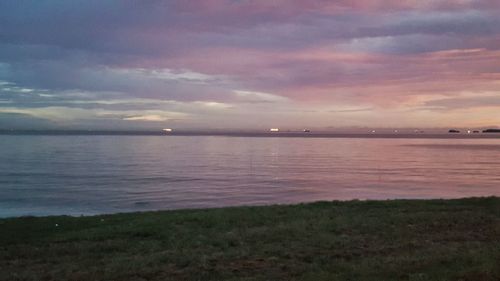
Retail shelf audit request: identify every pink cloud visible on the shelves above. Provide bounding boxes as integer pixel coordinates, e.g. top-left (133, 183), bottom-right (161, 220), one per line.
top-left (2, 0), bottom-right (500, 128)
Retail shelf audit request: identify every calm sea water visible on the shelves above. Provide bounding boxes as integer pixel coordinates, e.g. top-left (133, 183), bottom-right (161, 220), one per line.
top-left (1, 135), bottom-right (499, 217)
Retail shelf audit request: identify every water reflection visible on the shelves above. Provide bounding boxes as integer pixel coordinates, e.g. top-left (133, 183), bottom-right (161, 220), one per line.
top-left (0, 136), bottom-right (499, 217)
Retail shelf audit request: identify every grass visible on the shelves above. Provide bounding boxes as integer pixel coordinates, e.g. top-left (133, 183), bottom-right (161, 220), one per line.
top-left (1, 197), bottom-right (499, 281)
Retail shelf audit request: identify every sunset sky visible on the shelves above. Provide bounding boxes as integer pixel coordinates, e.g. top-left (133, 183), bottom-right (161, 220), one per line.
top-left (1, 0), bottom-right (500, 130)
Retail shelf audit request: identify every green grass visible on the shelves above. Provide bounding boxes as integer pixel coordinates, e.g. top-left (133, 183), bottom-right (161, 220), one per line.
top-left (1, 197), bottom-right (499, 281)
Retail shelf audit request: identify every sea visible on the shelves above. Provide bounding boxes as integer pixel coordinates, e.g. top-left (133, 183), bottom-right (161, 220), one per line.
top-left (1, 132), bottom-right (500, 217)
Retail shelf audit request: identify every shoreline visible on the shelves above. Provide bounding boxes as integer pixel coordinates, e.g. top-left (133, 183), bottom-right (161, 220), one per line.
top-left (2, 196), bottom-right (499, 219)
top-left (2, 197), bottom-right (499, 280)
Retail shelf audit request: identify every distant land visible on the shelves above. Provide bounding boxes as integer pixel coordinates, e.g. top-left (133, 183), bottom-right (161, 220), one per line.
top-left (2, 129), bottom-right (500, 139)
top-left (483, 129), bottom-right (500, 133)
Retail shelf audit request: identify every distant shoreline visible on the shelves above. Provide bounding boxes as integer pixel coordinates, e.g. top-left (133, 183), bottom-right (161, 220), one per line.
top-left (2, 130), bottom-right (500, 139)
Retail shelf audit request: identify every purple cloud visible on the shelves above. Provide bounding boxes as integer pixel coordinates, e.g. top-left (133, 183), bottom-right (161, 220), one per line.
top-left (1, 0), bottom-right (500, 129)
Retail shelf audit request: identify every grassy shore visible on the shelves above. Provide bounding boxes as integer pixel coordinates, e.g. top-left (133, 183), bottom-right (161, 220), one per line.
top-left (1, 198), bottom-right (499, 281)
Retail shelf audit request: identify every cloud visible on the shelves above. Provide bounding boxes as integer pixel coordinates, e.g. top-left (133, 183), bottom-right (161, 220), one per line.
top-left (233, 90), bottom-right (288, 103)
top-left (422, 92), bottom-right (500, 110)
top-left (1, 1), bottom-right (500, 129)
top-left (328, 107), bottom-right (373, 113)
top-left (122, 115), bottom-right (175, 122)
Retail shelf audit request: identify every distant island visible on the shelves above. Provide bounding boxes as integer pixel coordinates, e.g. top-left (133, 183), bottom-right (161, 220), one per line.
top-left (482, 129), bottom-right (500, 133)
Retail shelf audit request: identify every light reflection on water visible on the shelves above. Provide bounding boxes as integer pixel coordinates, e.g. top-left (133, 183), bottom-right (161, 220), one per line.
top-left (1, 135), bottom-right (499, 217)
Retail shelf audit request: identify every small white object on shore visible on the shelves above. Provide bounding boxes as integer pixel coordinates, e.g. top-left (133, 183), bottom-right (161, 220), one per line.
top-left (162, 128), bottom-right (173, 132)
top-left (270, 128), bottom-right (280, 132)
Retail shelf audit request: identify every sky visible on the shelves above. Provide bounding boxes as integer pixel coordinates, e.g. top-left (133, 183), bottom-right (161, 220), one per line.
top-left (1, 0), bottom-right (500, 131)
